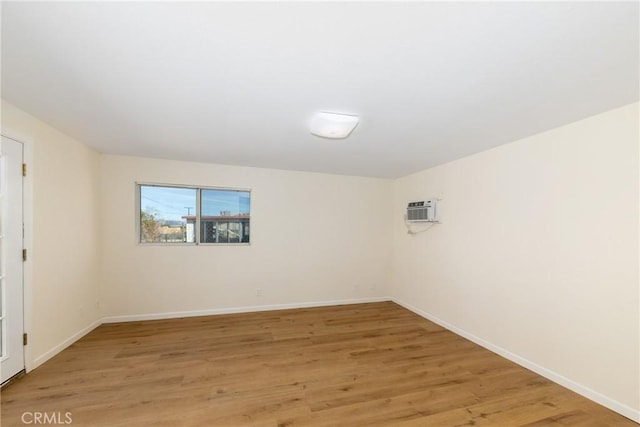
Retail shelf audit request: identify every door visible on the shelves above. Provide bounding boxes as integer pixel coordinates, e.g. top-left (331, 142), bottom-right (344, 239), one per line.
top-left (0, 136), bottom-right (25, 383)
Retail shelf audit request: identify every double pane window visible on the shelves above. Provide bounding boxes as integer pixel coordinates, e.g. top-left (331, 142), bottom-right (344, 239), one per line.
top-left (138, 184), bottom-right (250, 244)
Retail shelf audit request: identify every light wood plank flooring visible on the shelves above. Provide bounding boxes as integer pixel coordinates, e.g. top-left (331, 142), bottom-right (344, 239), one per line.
top-left (1, 302), bottom-right (636, 426)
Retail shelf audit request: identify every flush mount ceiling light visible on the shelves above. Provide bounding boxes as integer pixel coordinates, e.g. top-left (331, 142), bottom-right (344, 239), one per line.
top-left (310, 112), bottom-right (359, 139)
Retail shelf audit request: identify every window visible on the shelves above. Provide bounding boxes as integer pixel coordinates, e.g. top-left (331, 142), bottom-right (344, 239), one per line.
top-left (199, 188), bottom-right (250, 244)
top-left (138, 184), bottom-right (250, 244)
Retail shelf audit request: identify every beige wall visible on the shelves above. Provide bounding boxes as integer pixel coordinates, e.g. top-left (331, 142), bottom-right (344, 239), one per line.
top-left (391, 103), bottom-right (639, 416)
top-left (99, 154), bottom-right (392, 317)
top-left (1, 100), bottom-right (102, 369)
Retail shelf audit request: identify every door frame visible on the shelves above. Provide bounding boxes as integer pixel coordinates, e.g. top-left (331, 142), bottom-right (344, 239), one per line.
top-left (1, 132), bottom-right (33, 373)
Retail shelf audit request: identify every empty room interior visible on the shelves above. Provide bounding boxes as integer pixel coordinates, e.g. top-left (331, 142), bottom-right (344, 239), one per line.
top-left (0, 1), bottom-right (639, 426)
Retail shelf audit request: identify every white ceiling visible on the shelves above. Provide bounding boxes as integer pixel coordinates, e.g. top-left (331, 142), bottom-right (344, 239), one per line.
top-left (2, 2), bottom-right (638, 178)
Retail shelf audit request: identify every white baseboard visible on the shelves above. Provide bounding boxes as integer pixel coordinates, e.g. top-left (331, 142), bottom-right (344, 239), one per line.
top-left (392, 297), bottom-right (640, 424)
top-left (29, 318), bottom-right (102, 372)
top-left (101, 297), bottom-right (391, 324)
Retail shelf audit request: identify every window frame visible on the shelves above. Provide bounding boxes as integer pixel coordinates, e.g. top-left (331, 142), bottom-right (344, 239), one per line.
top-left (135, 182), bottom-right (251, 246)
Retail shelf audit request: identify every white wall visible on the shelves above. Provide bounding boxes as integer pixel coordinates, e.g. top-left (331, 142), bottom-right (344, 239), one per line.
top-left (391, 103), bottom-right (639, 418)
top-left (99, 154), bottom-right (392, 318)
top-left (1, 100), bottom-right (102, 369)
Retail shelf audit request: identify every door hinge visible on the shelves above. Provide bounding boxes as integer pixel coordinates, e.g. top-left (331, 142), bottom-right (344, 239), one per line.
top-left (22, 249), bottom-right (27, 262)
top-left (22, 163), bottom-right (27, 177)
top-left (23, 333), bottom-right (28, 346)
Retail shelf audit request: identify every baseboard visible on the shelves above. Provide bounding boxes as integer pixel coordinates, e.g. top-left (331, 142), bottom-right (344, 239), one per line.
top-left (392, 297), bottom-right (640, 424)
top-left (102, 297), bottom-right (392, 324)
top-left (29, 318), bottom-right (102, 372)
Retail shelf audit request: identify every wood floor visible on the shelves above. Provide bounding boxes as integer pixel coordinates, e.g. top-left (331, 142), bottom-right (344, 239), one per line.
top-left (1, 302), bottom-right (636, 426)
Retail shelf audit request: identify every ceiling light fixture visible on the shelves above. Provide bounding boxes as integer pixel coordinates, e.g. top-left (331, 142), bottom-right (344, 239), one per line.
top-left (310, 112), bottom-right (359, 139)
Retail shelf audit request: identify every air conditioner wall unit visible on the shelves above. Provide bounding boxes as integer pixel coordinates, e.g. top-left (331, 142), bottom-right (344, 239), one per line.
top-left (407, 200), bottom-right (437, 222)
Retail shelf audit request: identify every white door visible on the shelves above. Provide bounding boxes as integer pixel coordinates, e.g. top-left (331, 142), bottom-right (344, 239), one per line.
top-left (0, 136), bottom-right (25, 383)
